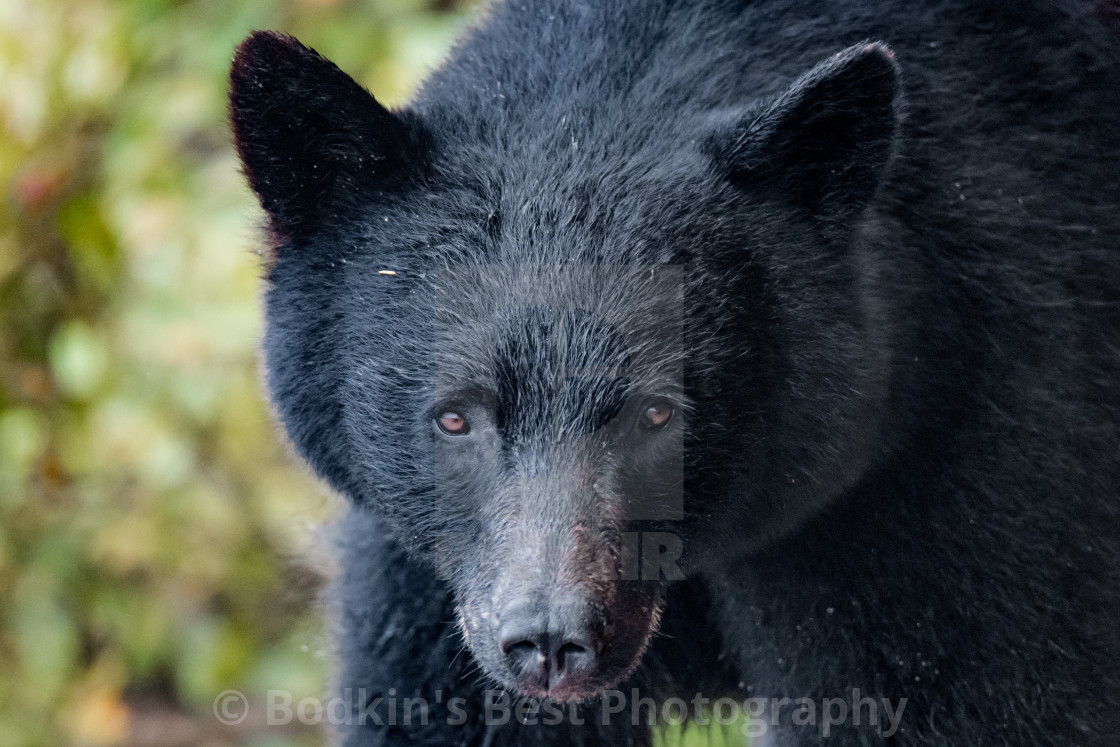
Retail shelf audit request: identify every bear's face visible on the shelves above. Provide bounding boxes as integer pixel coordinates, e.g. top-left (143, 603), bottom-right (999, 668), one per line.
top-left (342, 264), bottom-right (687, 699)
top-left (231, 33), bottom-right (901, 700)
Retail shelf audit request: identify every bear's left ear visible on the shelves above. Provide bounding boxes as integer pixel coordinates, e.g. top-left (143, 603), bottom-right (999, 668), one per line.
top-left (230, 31), bottom-right (416, 234)
top-left (707, 42), bottom-right (901, 225)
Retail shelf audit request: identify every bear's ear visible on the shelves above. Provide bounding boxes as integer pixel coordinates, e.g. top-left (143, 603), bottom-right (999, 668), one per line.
top-left (708, 42), bottom-right (901, 225)
top-left (230, 31), bottom-right (414, 232)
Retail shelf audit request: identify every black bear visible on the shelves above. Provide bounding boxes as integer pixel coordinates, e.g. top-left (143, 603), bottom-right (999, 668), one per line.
top-left (229, 0), bottom-right (1120, 744)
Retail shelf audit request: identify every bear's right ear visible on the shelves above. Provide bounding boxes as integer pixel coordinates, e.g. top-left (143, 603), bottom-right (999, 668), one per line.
top-left (706, 42), bottom-right (901, 228)
top-left (230, 31), bottom-right (414, 232)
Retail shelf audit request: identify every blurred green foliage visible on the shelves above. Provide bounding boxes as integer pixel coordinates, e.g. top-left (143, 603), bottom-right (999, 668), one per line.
top-left (0, 1), bottom-right (747, 745)
top-left (0, 0), bottom-right (471, 744)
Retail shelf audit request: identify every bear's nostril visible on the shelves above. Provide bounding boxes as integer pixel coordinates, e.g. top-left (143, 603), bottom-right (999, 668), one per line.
top-left (498, 626), bottom-right (600, 695)
top-left (499, 633), bottom-right (548, 691)
top-left (498, 595), bottom-right (606, 695)
top-left (500, 637), bottom-right (540, 661)
top-left (556, 641), bottom-right (592, 672)
top-left (502, 638), bottom-right (547, 685)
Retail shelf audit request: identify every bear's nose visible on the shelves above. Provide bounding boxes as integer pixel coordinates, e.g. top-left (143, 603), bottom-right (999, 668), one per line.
top-left (499, 598), bottom-right (603, 696)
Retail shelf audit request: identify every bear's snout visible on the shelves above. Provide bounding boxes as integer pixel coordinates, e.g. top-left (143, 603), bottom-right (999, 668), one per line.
top-left (454, 514), bottom-right (662, 701)
top-left (498, 593), bottom-right (605, 699)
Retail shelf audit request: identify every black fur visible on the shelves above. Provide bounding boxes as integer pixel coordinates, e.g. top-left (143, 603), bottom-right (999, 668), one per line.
top-left (230, 1), bottom-right (1120, 744)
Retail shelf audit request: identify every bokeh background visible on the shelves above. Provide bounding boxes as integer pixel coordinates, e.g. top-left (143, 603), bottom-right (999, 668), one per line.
top-left (0, 1), bottom-right (744, 745)
top-left (0, 0), bottom-right (472, 744)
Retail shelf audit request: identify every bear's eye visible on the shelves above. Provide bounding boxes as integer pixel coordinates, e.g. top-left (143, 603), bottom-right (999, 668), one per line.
top-left (639, 401), bottom-right (673, 431)
top-left (436, 411), bottom-right (470, 436)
